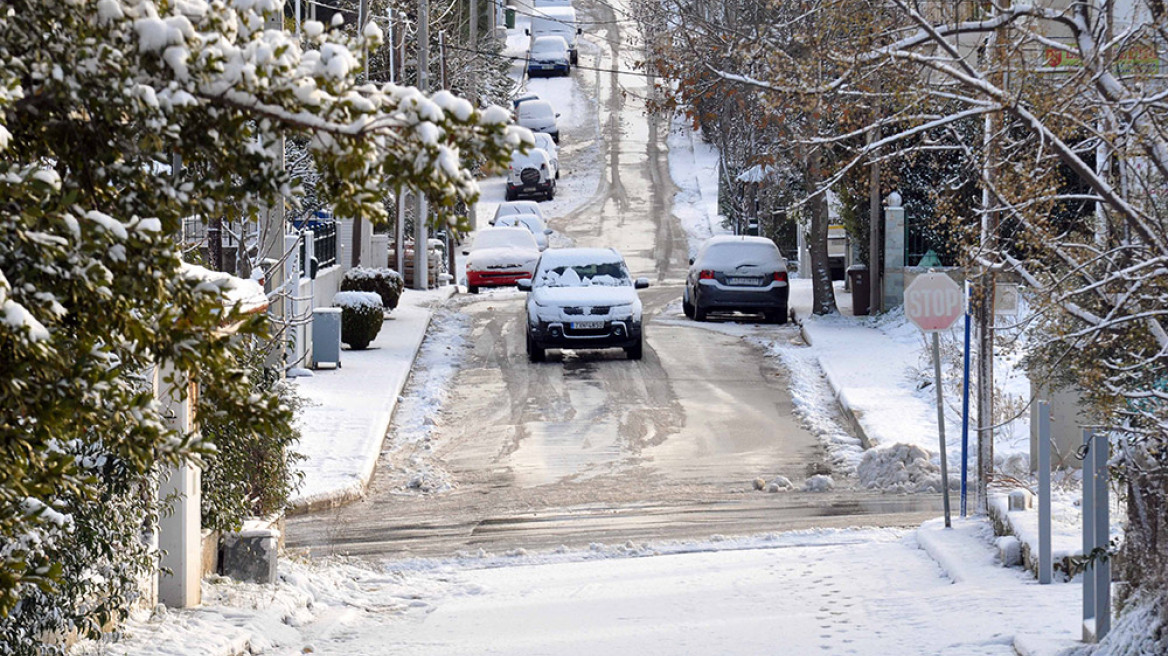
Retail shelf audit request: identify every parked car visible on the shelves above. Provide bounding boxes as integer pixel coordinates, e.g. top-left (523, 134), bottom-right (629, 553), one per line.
top-left (462, 227), bottom-right (541, 294)
top-left (517, 248), bottom-right (650, 361)
top-left (492, 200), bottom-right (547, 224)
top-left (527, 35), bottom-right (571, 78)
top-left (494, 213), bottom-right (553, 251)
top-left (527, 5), bottom-right (580, 65)
top-left (506, 149), bottom-right (556, 201)
top-left (683, 235), bottom-right (789, 323)
top-left (516, 99), bottom-right (560, 143)
top-left (532, 132), bottom-right (560, 179)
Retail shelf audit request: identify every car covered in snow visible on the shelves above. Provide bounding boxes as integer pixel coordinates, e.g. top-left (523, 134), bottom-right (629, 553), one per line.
top-left (527, 35), bottom-right (571, 77)
top-left (683, 235), bottom-right (789, 323)
top-left (517, 248), bottom-right (650, 361)
top-left (506, 148), bottom-right (556, 201)
top-left (462, 227), bottom-right (541, 294)
top-left (515, 99), bottom-right (560, 143)
top-left (492, 200), bottom-right (547, 224)
top-left (493, 213), bottom-right (553, 251)
top-left (532, 132), bottom-right (560, 179)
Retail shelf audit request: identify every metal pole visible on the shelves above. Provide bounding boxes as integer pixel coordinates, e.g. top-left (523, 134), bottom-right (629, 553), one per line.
top-left (1094, 433), bottom-right (1111, 640)
top-left (387, 8), bottom-right (395, 83)
top-left (1082, 430), bottom-right (1096, 634)
top-left (414, 0), bottom-right (430, 290)
top-left (933, 332), bottom-right (952, 528)
top-left (1037, 400), bottom-right (1052, 584)
top-left (295, 0), bottom-right (301, 36)
top-left (960, 282), bottom-right (972, 517)
top-left (439, 29), bottom-right (448, 89)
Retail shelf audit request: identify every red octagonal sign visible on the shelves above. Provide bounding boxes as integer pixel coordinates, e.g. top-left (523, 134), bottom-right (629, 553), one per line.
top-left (904, 273), bottom-right (963, 332)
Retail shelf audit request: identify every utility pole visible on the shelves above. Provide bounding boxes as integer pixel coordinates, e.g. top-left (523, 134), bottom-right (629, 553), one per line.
top-left (391, 7), bottom-right (407, 279)
top-left (414, 0), bottom-right (430, 290)
top-left (351, 0), bottom-right (370, 269)
top-left (975, 12), bottom-right (1005, 515)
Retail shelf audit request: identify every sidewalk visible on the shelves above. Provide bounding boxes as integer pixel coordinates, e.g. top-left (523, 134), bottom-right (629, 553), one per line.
top-left (288, 286), bottom-right (454, 513)
top-left (788, 277), bottom-right (1085, 656)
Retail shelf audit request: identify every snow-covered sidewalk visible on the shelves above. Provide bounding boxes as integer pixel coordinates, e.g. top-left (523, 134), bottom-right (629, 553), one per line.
top-left (73, 524), bottom-right (1083, 656)
top-left (289, 287), bottom-right (454, 512)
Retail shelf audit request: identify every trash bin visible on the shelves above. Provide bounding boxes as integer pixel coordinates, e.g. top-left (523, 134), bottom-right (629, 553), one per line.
top-left (312, 307), bottom-right (342, 369)
top-left (505, 5), bottom-right (516, 28)
top-left (847, 264), bottom-right (870, 316)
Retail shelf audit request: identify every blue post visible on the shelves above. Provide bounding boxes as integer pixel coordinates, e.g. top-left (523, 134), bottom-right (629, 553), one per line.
top-left (1082, 430), bottom-right (1096, 638)
top-left (1094, 434), bottom-right (1111, 640)
top-left (960, 285), bottom-right (972, 517)
top-left (1037, 401), bottom-right (1052, 584)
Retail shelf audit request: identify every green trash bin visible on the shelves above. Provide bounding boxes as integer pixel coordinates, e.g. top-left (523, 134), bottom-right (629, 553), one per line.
top-left (505, 5), bottom-right (516, 29)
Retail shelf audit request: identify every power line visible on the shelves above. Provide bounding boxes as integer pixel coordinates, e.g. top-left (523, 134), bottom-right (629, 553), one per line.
top-left (439, 40), bottom-right (678, 81)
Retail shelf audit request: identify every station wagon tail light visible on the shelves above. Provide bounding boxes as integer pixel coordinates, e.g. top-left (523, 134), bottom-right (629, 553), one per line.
top-left (773, 271), bottom-right (788, 283)
top-left (699, 270), bottom-right (715, 280)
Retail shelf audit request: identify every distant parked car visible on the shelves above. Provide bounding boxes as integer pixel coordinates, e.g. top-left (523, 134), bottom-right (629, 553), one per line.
top-left (506, 149), bottom-right (555, 201)
top-left (463, 227), bottom-right (541, 294)
top-left (494, 213), bottom-right (553, 251)
top-left (527, 35), bottom-right (571, 77)
top-left (516, 99), bottom-right (560, 143)
top-left (532, 132), bottom-right (560, 179)
top-left (517, 247), bottom-right (650, 361)
top-left (492, 200), bottom-right (547, 224)
top-left (683, 235), bottom-right (789, 323)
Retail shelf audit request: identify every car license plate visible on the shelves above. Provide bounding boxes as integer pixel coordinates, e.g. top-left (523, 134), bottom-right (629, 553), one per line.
top-left (728, 277), bottom-right (761, 286)
top-left (572, 321), bottom-right (604, 329)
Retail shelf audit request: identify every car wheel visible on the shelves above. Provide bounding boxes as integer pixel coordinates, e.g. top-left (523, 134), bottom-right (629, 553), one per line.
top-left (682, 296), bottom-right (695, 319)
top-left (468, 284), bottom-right (479, 294)
top-left (774, 305), bottom-right (789, 325)
top-left (693, 305), bottom-right (707, 322)
top-left (625, 338), bottom-right (643, 360)
top-left (527, 334), bottom-right (545, 362)
top-left (505, 188), bottom-right (517, 201)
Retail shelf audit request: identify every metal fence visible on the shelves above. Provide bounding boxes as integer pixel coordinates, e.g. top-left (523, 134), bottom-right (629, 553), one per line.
top-left (297, 220), bottom-right (338, 277)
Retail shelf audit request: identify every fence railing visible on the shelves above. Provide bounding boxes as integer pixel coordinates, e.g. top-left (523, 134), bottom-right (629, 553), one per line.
top-left (296, 220), bottom-right (338, 277)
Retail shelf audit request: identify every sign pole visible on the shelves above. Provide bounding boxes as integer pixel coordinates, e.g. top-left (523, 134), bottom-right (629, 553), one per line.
top-left (933, 331), bottom-right (952, 527)
top-left (960, 283), bottom-right (971, 517)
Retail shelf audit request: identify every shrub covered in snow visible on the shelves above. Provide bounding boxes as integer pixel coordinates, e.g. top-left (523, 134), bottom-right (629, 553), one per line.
top-left (857, 443), bottom-right (948, 493)
top-left (341, 267), bottom-right (405, 311)
top-left (334, 291), bottom-right (384, 349)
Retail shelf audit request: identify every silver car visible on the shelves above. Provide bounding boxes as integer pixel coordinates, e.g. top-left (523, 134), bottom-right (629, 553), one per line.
top-left (683, 235), bottom-right (789, 323)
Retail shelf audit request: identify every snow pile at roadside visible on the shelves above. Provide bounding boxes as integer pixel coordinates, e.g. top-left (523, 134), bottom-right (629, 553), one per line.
top-left (380, 308), bottom-right (472, 494)
top-left (666, 117), bottom-right (727, 258)
top-left (857, 443), bottom-right (951, 493)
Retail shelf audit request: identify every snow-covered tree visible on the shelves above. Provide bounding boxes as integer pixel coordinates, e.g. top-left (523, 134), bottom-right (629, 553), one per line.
top-left (0, 0), bottom-right (524, 641)
top-left (646, 0), bottom-right (1168, 636)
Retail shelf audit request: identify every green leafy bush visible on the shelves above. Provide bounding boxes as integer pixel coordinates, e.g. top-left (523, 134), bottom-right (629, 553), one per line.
top-left (200, 338), bottom-right (306, 533)
top-left (341, 267), bottom-right (405, 310)
top-left (334, 291), bottom-right (384, 350)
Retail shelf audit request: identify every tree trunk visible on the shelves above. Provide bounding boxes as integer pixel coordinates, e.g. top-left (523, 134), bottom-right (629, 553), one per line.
top-left (807, 149), bottom-right (838, 315)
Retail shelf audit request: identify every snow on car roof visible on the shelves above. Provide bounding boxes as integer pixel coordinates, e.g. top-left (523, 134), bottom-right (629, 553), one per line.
top-left (531, 36), bottom-right (569, 53)
top-left (495, 214), bottom-right (546, 230)
top-left (696, 237), bottom-right (784, 268)
top-left (510, 149), bottom-right (551, 167)
top-left (517, 100), bottom-right (555, 120)
top-left (473, 227), bottom-right (539, 250)
top-left (537, 247), bottom-right (623, 266)
top-left (495, 201), bottom-right (544, 219)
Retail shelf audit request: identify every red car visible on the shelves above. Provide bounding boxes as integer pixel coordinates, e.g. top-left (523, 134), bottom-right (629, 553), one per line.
top-left (463, 227), bottom-right (541, 294)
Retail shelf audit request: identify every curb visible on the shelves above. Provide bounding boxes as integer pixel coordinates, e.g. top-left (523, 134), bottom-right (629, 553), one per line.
top-left (287, 290), bottom-right (449, 516)
top-left (791, 307), bottom-right (876, 450)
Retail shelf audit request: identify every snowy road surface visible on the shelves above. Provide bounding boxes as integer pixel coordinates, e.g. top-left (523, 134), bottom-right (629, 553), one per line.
top-left (286, 0), bottom-right (941, 559)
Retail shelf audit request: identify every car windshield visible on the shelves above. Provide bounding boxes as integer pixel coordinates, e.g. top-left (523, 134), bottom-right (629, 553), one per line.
top-left (497, 215), bottom-right (543, 232)
top-left (535, 258), bottom-right (631, 288)
top-left (701, 242), bottom-right (782, 269)
top-left (531, 38), bottom-right (566, 56)
top-left (519, 102), bottom-right (555, 122)
top-left (475, 229), bottom-right (536, 250)
top-left (533, 134), bottom-right (556, 151)
top-left (496, 202), bottom-right (543, 219)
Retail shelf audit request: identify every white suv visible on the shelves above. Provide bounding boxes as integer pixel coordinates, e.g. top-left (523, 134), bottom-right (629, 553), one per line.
top-left (517, 248), bottom-right (650, 361)
top-left (506, 149), bottom-right (555, 201)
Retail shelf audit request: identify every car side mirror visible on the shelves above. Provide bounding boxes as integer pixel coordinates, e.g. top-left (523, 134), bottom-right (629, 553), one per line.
top-left (688, 258), bottom-right (694, 265)
top-left (525, 28), bottom-right (530, 35)
top-left (576, 28), bottom-right (582, 35)
top-left (634, 278), bottom-right (650, 289)
top-left (461, 249), bottom-right (470, 256)
top-left (517, 278), bottom-right (533, 292)
top-left (555, 113), bottom-right (561, 118)
top-left (544, 228), bottom-right (553, 234)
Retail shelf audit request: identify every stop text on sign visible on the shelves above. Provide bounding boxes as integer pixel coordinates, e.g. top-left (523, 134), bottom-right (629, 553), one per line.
top-left (904, 272), bottom-right (963, 332)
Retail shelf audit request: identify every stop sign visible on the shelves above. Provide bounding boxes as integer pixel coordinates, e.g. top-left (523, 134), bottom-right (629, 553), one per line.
top-left (904, 273), bottom-right (963, 332)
